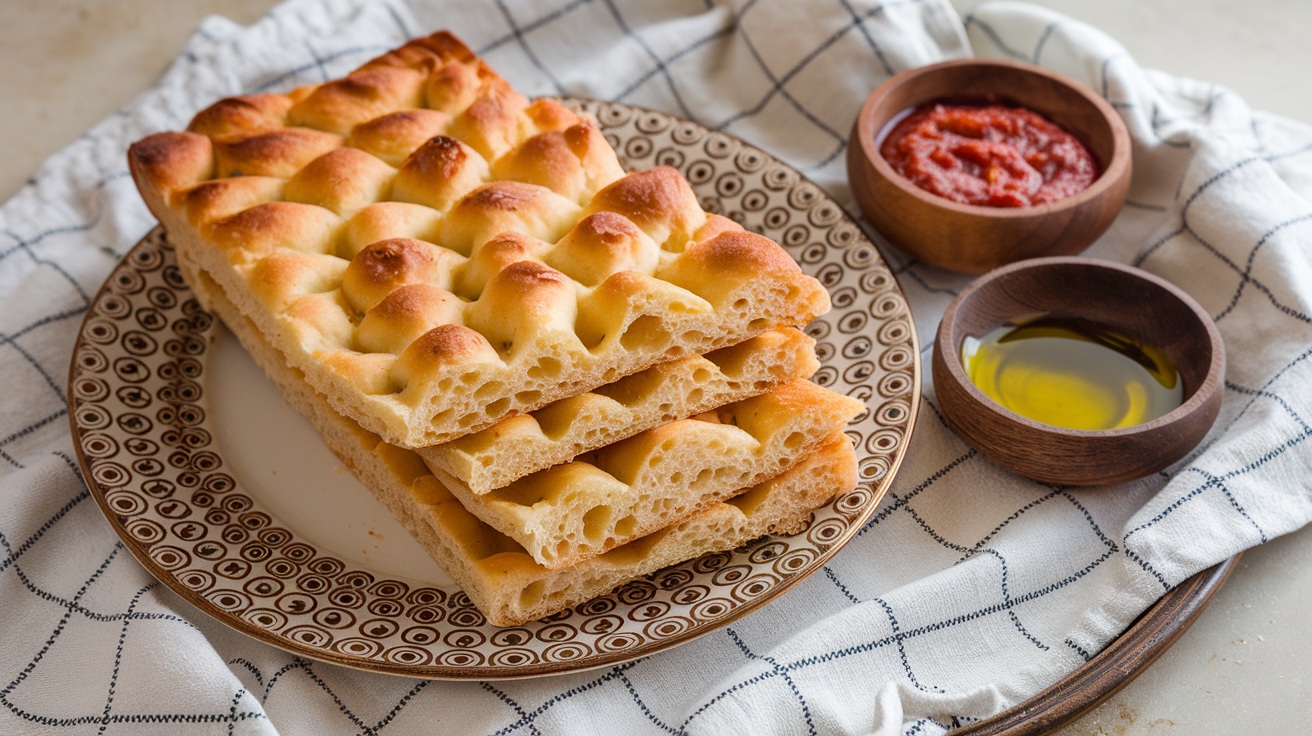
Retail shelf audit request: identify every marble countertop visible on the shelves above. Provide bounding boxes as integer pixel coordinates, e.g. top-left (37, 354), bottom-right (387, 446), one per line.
top-left (4, 1), bottom-right (1308, 732)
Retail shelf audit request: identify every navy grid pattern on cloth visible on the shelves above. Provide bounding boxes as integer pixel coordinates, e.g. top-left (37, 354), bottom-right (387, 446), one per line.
top-left (3, 0), bottom-right (1311, 734)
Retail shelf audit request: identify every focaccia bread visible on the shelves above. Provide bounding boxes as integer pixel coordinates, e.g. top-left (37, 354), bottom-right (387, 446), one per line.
top-left (128, 31), bottom-right (830, 448)
top-left (418, 328), bottom-right (819, 495)
top-left (184, 253), bottom-right (856, 626)
top-left (393, 435), bottom-right (853, 627)
top-left (434, 379), bottom-right (862, 569)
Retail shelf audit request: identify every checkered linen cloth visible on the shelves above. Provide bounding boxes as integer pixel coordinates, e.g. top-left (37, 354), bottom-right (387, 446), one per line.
top-left (4, 0), bottom-right (1311, 733)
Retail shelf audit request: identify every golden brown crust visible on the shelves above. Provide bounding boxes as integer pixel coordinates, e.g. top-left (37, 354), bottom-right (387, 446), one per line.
top-left (346, 108), bottom-right (453, 166)
top-left (342, 202), bottom-right (444, 257)
top-left (583, 166), bottom-right (706, 250)
top-left (394, 323), bottom-right (499, 376)
top-left (455, 231), bottom-right (550, 297)
top-left (180, 176), bottom-right (285, 226)
top-left (130, 30), bottom-right (830, 447)
top-left (657, 229), bottom-right (829, 313)
top-left (188, 94), bottom-right (295, 137)
top-left (128, 131), bottom-right (215, 216)
top-left (423, 59), bottom-right (485, 111)
top-left (203, 201), bottom-right (342, 263)
top-left (490, 119), bottom-right (624, 203)
top-left (464, 260), bottom-right (578, 352)
top-left (542, 211), bottom-right (660, 287)
top-left (391, 135), bottom-right (487, 212)
top-left (692, 212), bottom-right (746, 242)
top-left (287, 66), bottom-right (429, 135)
top-left (284, 147), bottom-right (395, 217)
top-left (246, 249), bottom-right (346, 312)
top-left (356, 283), bottom-right (465, 354)
top-left (366, 30), bottom-right (479, 72)
top-left (211, 127), bottom-right (344, 178)
top-left (438, 180), bottom-right (582, 256)
top-left (341, 238), bottom-right (462, 312)
top-left (446, 81), bottom-right (530, 159)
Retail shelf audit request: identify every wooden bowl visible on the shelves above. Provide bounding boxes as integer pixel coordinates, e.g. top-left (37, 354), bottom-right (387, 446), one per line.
top-left (847, 59), bottom-right (1131, 274)
top-left (932, 257), bottom-right (1225, 485)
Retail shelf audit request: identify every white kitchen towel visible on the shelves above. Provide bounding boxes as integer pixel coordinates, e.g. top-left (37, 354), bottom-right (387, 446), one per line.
top-left (3, 0), bottom-right (1311, 734)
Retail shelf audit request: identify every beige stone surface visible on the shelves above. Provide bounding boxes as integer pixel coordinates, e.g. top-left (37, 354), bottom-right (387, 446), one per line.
top-left (0, 0), bottom-right (278, 199)
top-left (3, 0), bottom-right (1308, 731)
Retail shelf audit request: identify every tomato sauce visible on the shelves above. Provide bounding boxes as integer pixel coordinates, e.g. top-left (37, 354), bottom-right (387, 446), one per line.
top-left (879, 102), bottom-right (1098, 208)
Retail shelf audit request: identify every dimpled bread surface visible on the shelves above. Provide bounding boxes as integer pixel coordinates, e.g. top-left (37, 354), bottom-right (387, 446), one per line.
top-left (418, 328), bottom-right (820, 495)
top-left (433, 380), bottom-right (862, 569)
top-left (185, 254), bottom-right (857, 627)
top-left (128, 31), bottom-right (831, 449)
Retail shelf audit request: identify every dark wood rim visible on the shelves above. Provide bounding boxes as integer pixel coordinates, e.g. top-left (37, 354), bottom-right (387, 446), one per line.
top-left (847, 58), bottom-right (1133, 273)
top-left (957, 554), bottom-right (1240, 734)
top-left (931, 256), bottom-right (1227, 485)
top-left (853, 58), bottom-right (1132, 220)
top-left (936, 256), bottom-right (1226, 441)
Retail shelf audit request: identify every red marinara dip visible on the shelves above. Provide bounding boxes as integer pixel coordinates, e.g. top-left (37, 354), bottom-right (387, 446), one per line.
top-left (879, 101), bottom-right (1099, 208)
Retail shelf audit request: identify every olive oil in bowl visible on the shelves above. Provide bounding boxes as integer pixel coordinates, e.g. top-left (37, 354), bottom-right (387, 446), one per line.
top-left (960, 316), bottom-right (1183, 431)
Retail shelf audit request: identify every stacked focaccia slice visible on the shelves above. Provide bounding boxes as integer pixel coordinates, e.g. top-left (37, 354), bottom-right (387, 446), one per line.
top-left (191, 259), bottom-right (857, 625)
top-left (133, 31), bottom-right (861, 626)
top-left (128, 29), bottom-right (831, 449)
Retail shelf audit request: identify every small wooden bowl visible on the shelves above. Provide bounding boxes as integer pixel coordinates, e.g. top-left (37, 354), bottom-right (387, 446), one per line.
top-left (848, 59), bottom-right (1131, 274)
top-left (933, 257), bottom-right (1225, 485)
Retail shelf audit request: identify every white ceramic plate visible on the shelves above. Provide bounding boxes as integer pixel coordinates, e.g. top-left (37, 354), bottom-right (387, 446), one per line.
top-left (68, 100), bottom-right (920, 678)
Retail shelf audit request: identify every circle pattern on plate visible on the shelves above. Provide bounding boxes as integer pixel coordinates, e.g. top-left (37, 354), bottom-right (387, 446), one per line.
top-left (68, 99), bottom-right (919, 678)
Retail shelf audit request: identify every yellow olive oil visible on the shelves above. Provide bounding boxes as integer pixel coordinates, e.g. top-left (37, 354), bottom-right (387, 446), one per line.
top-left (960, 316), bottom-right (1183, 430)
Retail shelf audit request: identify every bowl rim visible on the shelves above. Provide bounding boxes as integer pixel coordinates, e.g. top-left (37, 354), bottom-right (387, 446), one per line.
top-left (934, 256), bottom-right (1226, 439)
top-left (853, 57), bottom-right (1132, 220)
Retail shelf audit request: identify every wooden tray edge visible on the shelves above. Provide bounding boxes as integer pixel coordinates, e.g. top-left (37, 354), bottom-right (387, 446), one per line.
top-left (958, 554), bottom-right (1241, 734)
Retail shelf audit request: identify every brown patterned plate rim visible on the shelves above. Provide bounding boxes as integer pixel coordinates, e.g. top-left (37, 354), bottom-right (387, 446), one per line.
top-left (66, 99), bottom-right (923, 679)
